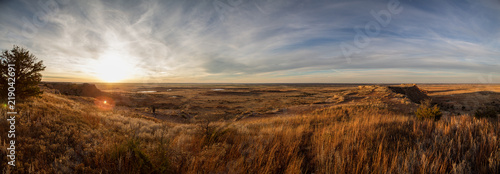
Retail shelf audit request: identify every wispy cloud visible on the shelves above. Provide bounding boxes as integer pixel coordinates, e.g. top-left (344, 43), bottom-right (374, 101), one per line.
top-left (0, 0), bottom-right (498, 83)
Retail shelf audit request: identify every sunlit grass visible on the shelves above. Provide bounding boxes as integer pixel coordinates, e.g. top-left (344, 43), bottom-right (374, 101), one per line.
top-left (0, 90), bottom-right (498, 173)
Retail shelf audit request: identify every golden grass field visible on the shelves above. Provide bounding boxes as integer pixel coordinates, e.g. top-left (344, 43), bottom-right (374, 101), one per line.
top-left (1, 83), bottom-right (499, 173)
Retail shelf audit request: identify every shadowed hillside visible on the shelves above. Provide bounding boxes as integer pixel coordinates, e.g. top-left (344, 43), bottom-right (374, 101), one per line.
top-left (388, 84), bottom-right (429, 104)
top-left (41, 83), bottom-right (104, 97)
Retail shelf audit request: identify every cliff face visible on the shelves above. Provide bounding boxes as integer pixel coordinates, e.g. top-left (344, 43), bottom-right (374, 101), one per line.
top-left (42, 83), bottom-right (103, 97)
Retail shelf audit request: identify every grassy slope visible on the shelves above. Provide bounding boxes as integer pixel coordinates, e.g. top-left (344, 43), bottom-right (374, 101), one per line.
top-left (0, 90), bottom-right (499, 173)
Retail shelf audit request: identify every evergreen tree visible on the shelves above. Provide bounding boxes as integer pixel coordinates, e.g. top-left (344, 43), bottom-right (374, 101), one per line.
top-left (0, 45), bottom-right (46, 102)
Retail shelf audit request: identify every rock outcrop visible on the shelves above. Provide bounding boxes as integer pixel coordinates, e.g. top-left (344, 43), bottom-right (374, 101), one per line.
top-left (42, 83), bottom-right (104, 97)
top-left (388, 85), bottom-right (429, 104)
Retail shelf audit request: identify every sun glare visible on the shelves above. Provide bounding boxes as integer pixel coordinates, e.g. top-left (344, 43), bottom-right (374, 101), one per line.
top-left (95, 50), bottom-right (136, 83)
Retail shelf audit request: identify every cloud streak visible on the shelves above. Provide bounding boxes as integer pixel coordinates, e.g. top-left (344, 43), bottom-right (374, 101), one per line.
top-left (0, 0), bottom-right (499, 83)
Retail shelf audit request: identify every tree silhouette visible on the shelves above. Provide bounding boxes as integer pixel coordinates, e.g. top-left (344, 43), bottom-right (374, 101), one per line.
top-left (0, 45), bottom-right (46, 102)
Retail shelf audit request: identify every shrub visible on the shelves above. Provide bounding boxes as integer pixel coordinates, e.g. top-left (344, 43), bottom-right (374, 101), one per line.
top-left (415, 99), bottom-right (442, 120)
top-left (474, 106), bottom-right (498, 118)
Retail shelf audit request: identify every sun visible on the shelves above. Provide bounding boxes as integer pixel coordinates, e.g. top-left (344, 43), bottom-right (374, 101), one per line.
top-left (94, 50), bottom-right (136, 82)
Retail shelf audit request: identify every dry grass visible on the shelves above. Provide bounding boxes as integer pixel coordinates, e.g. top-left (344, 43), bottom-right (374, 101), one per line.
top-left (0, 85), bottom-right (499, 173)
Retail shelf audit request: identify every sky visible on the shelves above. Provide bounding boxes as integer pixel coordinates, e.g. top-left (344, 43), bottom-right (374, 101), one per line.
top-left (0, 0), bottom-right (499, 83)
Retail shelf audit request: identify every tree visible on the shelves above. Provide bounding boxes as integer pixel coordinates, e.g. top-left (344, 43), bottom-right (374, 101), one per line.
top-left (0, 45), bottom-right (46, 102)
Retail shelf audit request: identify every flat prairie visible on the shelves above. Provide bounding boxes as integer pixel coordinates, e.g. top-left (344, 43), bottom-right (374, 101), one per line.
top-left (95, 83), bottom-right (500, 121)
top-left (420, 84), bottom-right (500, 114)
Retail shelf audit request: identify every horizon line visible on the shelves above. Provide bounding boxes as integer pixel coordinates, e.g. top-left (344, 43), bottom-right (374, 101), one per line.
top-left (40, 81), bottom-right (500, 85)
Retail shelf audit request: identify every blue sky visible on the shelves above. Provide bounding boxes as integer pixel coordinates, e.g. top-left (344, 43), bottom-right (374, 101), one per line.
top-left (0, 0), bottom-right (499, 83)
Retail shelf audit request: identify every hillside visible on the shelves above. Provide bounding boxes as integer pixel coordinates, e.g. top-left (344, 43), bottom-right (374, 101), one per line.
top-left (0, 84), bottom-right (499, 173)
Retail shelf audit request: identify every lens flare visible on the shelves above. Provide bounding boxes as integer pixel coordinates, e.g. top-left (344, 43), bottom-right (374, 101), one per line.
top-left (94, 96), bottom-right (115, 111)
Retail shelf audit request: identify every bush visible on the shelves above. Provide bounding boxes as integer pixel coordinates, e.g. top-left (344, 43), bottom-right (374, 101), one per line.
top-left (474, 106), bottom-right (498, 118)
top-left (415, 99), bottom-right (442, 120)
